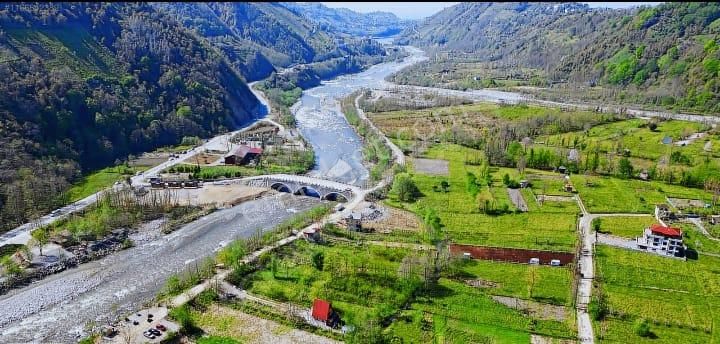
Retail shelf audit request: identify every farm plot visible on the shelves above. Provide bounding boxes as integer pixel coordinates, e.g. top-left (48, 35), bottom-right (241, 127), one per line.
top-left (593, 216), bottom-right (656, 239)
top-left (571, 175), bottom-right (713, 213)
top-left (594, 245), bottom-right (720, 343)
top-left (240, 240), bottom-right (422, 327)
top-left (392, 144), bottom-right (579, 252)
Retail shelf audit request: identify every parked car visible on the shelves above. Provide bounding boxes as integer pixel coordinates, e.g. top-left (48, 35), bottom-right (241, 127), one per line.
top-left (156, 324), bottom-right (167, 332)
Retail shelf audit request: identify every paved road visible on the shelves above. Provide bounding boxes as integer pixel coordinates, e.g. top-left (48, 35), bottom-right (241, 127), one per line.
top-left (575, 201), bottom-right (655, 343)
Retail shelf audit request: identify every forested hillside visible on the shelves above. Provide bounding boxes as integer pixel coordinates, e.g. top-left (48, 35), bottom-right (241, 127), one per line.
top-left (156, 2), bottom-right (389, 81)
top-left (559, 2), bottom-right (720, 113)
top-left (280, 2), bottom-right (409, 38)
top-left (398, 2), bottom-right (720, 114)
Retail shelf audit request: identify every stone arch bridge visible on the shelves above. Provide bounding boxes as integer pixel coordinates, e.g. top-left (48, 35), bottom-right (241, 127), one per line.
top-left (241, 174), bottom-right (359, 202)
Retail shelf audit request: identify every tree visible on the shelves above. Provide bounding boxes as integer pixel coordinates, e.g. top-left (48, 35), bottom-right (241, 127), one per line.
top-left (593, 218), bottom-right (602, 232)
top-left (30, 228), bottom-right (49, 256)
top-left (618, 157), bottom-right (634, 179)
top-left (391, 173), bottom-right (420, 202)
top-left (633, 318), bottom-right (651, 337)
top-left (311, 251), bottom-right (324, 271)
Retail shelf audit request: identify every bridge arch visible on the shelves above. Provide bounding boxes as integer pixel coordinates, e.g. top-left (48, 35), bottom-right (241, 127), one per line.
top-left (294, 186), bottom-right (321, 198)
top-left (322, 192), bottom-right (349, 203)
top-left (270, 182), bottom-right (293, 193)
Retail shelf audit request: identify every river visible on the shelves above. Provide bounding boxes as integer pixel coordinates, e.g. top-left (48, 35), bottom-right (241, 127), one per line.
top-left (293, 46), bottom-right (427, 186)
top-left (0, 45), bottom-right (427, 344)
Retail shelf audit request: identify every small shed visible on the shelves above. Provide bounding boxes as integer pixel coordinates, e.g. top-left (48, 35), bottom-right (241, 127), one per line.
top-left (519, 180), bottom-right (529, 188)
top-left (638, 169), bottom-right (649, 181)
top-left (311, 299), bottom-right (340, 328)
top-left (346, 212), bottom-right (362, 232)
top-left (558, 166), bottom-right (567, 174)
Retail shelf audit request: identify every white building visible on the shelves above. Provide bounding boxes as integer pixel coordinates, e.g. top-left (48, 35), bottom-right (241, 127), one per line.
top-left (636, 224), bottom-right (684, 257)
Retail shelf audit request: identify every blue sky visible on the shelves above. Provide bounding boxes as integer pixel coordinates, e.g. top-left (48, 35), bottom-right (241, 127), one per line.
top-left (320, 2), bottom-right (664, 20)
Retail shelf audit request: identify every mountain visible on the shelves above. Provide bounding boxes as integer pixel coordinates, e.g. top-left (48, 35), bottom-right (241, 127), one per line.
top-left (280, 2), bottom-right (410, 38)
top-left (399, 2), bottom-right (720, 114)
top-left (155, 2), bottom-right (389, 81)
top-left (399, 2), bottom-right (622, 72)
top-left (559, 2), bottom-right (720, 112)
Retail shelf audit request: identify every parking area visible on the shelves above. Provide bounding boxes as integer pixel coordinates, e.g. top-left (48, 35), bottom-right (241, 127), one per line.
top-left (108, 307), bottom-right (180, 343)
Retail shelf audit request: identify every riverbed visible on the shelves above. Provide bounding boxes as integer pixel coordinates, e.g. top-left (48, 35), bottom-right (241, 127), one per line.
top-left (0, 194), bottom-right (321, 343)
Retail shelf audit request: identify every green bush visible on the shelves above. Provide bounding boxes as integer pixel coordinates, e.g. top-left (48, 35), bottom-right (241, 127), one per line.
top-left (634, 318), bottom-right (651, 337)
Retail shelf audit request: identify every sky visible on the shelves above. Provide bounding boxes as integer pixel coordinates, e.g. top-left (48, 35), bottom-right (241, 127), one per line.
top-left (320, 2), bottom-right (664, 20)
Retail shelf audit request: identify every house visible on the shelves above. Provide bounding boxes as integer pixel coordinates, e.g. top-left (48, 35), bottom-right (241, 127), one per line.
top-left (639, 169), bottom-right (649, 181)
top-left (558, 166), bottom-right (567, 174)
top-left (311, 299), bottom-right (341, 328)
top-left (224, 145), bottom-right (263, 166)
top-left (636, 224), bottom-right (685, 257)
top-left (346, 212), bottom-right (362, 232)
top-left (519, 180), bottom-right (529, 188)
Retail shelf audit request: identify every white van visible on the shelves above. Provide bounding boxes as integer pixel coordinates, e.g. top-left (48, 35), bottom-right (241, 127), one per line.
top-left (529, 258), bottom-right (540, 265)
top-left (550, 259), bottom-right (561, 266)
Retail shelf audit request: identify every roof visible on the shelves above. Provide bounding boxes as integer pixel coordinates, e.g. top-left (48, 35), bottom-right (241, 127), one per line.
top-left (312, 299), bottom-right (331, 321)
top-left (649, 224), bottom-right (683, 238)
top-left (228, 145), bottom-right (263, 158)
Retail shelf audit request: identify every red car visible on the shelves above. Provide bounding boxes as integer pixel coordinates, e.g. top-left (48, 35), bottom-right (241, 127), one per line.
top-left (156, 324), bottom-right (167, 332)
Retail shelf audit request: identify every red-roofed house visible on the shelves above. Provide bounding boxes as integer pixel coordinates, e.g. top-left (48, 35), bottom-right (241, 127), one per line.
top-left (637, 224), bottom-right (685, 257)
top-left (311, 299), bottom-right (340, 327)
top-left (224, 145), bottom-right (263, 166)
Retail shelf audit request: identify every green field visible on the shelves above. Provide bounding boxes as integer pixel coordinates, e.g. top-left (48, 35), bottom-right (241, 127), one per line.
top-left (593, 216), bottom-right (656, 238)
top-left (388, 144), bottom-right (579, 252)
top-left (243, 240), bottom-right (420, 326)
top-left (571, 174), bottom-right (712, 213)
top-left (594, 245), bottom-right (720, 343)
top-left (66, 165), bottom-right (149, 203)
top-left (388, 262), bottom-right (575, 343)
top-left (538, 119), bottom-right (718, 161)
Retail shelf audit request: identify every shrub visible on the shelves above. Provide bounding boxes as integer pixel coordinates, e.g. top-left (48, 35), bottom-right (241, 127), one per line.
top-left (634, 318), bottom-right (651, 337)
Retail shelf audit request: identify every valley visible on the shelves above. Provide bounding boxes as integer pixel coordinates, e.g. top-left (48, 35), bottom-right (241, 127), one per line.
top-left (1, 3), bottom-right (720, 344)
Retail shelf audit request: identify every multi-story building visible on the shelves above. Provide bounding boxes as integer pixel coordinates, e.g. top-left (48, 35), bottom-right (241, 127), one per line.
top-left (637, 224), bottom-right (685, 257)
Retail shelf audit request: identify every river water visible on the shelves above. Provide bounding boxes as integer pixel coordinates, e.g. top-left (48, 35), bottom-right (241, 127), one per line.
top-left (293, 46), bottom-right (427, 186)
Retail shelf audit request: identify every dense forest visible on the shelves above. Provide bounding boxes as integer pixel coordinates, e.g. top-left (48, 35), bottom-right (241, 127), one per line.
top-left (0, 2), bottom-right (388, 233)
top-left (156, 2), bottom-right (391, 81)
top-left (398, 2), bottom-right (720, 114)
top-left (281, 2), bottom-right (410, 38)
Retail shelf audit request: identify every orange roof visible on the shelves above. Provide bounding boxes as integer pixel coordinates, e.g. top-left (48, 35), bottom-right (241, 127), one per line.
top-left (649, 224), bottom-right (683, 238)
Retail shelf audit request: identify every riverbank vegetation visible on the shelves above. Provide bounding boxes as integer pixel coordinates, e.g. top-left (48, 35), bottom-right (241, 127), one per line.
top-left (340, 91), bottom-right (395, 183)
